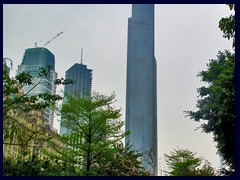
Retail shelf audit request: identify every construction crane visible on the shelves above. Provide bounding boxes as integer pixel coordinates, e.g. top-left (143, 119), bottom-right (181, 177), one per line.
top-left (34, 31), bottom-right (63, 48)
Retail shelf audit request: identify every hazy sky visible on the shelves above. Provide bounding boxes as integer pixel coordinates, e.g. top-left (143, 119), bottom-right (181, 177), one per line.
top-left (3, 4), bottom-right (233, 174)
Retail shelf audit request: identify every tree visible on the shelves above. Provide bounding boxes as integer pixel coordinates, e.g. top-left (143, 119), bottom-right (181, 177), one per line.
top-left (164, 148), bottom-right (216, 176)
top-left (184, 50), bottom-right (235, 175)
top-left (218, 4), bottom-right (235, 48)
top-left (3, 155), bottom-right (71, 176)
top-left (184, 4), bottom-right (235, 176)
top-left (44, 92), bottom-right (128, 175)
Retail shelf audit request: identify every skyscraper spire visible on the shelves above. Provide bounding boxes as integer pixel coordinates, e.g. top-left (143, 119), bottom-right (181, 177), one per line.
top-left (81, 48), bottom-right (83, 64)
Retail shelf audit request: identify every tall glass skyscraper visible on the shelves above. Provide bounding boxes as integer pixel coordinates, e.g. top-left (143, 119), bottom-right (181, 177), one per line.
top-left (64, 63), bottom-right (92, 98)
top-left (125, 4), bottom-right (158, 175)
top-left (17, 47), bottom-right (58, 129)
top-left (59, 62), bottom-right (92, 135)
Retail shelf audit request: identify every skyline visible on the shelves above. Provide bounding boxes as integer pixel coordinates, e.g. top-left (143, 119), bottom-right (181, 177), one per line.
top-left (3, 4), bottom-right (233, 173)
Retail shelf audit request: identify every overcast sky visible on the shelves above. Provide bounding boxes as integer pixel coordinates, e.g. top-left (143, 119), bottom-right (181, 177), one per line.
top-left (3, 4), bottom-right (233, 174)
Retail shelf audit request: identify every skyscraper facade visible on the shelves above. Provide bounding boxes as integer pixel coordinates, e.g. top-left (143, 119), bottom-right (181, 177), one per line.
top-left (17, 47), bottom-right (57, 128)
top-left (125, 4), bottom-right (157, 175)
top-left (64, 63), bottom-right (92, 98)
top-left (59, 62), bottom-right (92, 135)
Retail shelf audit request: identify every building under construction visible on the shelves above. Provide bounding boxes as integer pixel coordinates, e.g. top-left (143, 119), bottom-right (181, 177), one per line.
top-left (59, 49), bottom-right (92, 135)
top-left (16, 31), bottom-right (63, 130)
top-left (17, 47), bottom-right (58, 129)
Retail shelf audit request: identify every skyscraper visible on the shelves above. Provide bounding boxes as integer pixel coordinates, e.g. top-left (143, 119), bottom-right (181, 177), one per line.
top-left (59, 60), bottom-right (92, 135)
top-left (125, 4), bottom-right (157, 175)
top-left (64, 63), bottom-right (92, 98)
top-left (17, 47), bottom-right (58, 128)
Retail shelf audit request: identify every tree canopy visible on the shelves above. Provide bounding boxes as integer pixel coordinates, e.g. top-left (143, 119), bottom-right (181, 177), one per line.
top-left (184, 4), bottom-right (235, 175)
top-left (218, 4), bottom-right (235, 48)
top-left (164, 148), bottom-right (216, 176)
top-left (185, 50), bottom-right (235, 175)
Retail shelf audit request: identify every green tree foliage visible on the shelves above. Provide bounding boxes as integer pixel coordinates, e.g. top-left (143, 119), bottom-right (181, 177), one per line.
top-left (184, 4), bottom-right (235, 175)
top-left (218, 4), bottom-right (235, 48)
top-left (61, 92), bottom-right (127, 175)
top-left (44, 92), bottom-right (151, 176)
top-left (185, 50), bottom-right (235, 175)
top-left (3, 156), bottom-right (70, 176)
top-left (164, 148), bottom-right (216, 176)
top-left (4, 142), bottom-right (152, 176)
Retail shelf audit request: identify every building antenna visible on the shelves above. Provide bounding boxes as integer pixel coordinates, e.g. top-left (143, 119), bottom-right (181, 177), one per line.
top-left (81, 48), bottom-right (83, 64)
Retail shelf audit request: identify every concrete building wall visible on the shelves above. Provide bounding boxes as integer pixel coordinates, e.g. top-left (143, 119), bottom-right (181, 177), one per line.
top-left (125, 4), bottom-right (157, 175)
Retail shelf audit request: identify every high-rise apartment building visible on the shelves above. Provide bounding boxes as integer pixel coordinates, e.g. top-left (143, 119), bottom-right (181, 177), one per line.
top-left (17, 47), bottom-right (58, 128)
top-left (59, 62), bottom-right (92, 135)
top-left (125, 4), bottom-right (158, 175)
